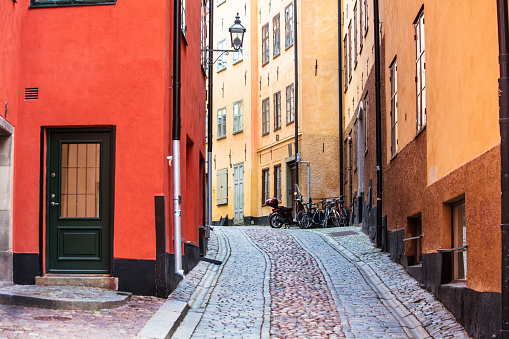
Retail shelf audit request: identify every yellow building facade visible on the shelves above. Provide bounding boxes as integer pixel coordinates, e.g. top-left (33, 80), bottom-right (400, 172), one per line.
top-left (210, 0), bottom-right (341, 225)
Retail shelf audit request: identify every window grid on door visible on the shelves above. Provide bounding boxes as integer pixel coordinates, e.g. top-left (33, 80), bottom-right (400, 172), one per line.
top-left (61, 143), bottom-right (100, 218)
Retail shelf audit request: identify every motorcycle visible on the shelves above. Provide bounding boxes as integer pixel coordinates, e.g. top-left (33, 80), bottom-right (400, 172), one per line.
top-left (265, 188), bottom-right (305, 228)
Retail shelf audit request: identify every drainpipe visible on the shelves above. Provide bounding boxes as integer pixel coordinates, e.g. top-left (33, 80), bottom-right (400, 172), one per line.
top-left (347, 136), bottom-right (352, 205)
top-left (206, 0), bottom-right (214, 239)
top-left (172, 0), bottom-right (184, 278)
top-left (373, 0), bottom-right (383, 248)
top-left (496, 0), bottom-right (509, 336)
top-left (338, 0), bottom-right (344, 199)
top-left (294, 0), bottom-right (299, 188)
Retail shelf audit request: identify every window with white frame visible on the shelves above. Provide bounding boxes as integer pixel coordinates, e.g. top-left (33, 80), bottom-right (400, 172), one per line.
top-left (390, 59), bottom-right (398, 157)
top-left (233, 100), bottom-right (243, 133)
top-left (344, 34), bottom-right (348, 91)
top-left (286, 84), bottom-right (294, 124)
top-left (274, 91), bottom-right (281, 131)
top-left (274, 165), bottom-right (282, 203)
top-left (217, 39), bottom-right (227, 72)
top-left (181, 0), bottom-right (187, 36)
top-left (348, 21), bottom-right (352, 83)
top-left (233, 48), bottom-right (243, 64)
top-left (364, 0), bottom-right (369, 36)
top-left (217, 0), bottom-right (225, 6)
top-left (217, 107), bottom-right (227, 139)
top-left (262, 168), bottom-right (270, 204)
top-left (285, 3), bottom-right (294, 49)
top-left (415, 9), bottom-right (426, 132)
top-left (273, 14), bottom-right (281, 58)
top-left (354, 2), bottom-right (358, 68)
top-left (262, 98), bottom-right (270, 135)
top-left (262, 23), bottom-right (270, 66)
top-left (364, 93), bottom-right (368, 153)
top-left (360, 0), bottom-right (363, 51)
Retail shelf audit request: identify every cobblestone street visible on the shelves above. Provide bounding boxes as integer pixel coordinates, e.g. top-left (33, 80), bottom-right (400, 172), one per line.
top-left (0, 226), bottom-right (471, 338)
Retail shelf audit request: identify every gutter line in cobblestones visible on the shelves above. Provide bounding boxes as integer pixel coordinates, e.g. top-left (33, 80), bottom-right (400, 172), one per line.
top-left (315, 231), bottom-right (431, 339)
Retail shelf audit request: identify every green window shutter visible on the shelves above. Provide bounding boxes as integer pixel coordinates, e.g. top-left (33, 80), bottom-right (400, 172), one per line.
top-left (222, 170), bottom-right (228, 205)
top-left (217, 170), bottom-right (223, 205)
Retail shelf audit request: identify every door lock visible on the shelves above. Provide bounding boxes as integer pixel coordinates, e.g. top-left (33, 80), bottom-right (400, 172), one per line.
top-left (51, 202), bottom-right (59, 206)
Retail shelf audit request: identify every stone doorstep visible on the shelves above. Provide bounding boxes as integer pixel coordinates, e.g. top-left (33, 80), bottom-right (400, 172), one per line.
top-left (35, 275), bottom-right (118, 290)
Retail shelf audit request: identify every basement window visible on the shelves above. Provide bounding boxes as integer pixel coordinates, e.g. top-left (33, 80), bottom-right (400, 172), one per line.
top-left (30, 0), bottom-right (116, 7)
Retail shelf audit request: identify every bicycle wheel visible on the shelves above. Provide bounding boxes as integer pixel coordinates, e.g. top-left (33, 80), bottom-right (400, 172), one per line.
top-left (321, 210), bottom-right (329, 228)
top-left (297, 211), bottom-right (310, 229)
top-left (331, 209), bottom-right (341, 227)
top-left (340, 207), bottom-right (348, 226)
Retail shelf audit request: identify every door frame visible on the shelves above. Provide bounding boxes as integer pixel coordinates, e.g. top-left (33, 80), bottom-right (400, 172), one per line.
top-left (42, 127), bottom-right (116, 275)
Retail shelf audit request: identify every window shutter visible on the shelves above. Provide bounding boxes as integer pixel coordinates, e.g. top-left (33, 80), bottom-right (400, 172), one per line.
top-left (216, 171), bottom-right (222, 205)
top-left (222, 171), bottom-right (228, 204)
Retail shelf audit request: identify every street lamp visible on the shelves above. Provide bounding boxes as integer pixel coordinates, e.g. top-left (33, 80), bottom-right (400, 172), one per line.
top-left (229, 13), bottom-right (246, 51)
top-left (205, 13), bottom-right (246, 65)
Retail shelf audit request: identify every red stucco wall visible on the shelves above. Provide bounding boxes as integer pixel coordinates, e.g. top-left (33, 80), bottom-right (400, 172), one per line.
top-left (13, 0), bottom-right (205, 261)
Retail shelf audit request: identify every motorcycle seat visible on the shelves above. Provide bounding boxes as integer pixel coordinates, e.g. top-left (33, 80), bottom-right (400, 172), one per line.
top-left (278, 206), bottom-right (293, 212)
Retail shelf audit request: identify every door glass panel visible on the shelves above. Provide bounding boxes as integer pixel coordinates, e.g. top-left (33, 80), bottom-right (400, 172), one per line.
top-left (61, 143), bottom-right (100, 218)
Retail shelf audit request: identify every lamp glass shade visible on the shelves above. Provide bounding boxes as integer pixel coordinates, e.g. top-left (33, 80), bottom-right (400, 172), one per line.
top-left (229, 14), bottom-right (246, 51)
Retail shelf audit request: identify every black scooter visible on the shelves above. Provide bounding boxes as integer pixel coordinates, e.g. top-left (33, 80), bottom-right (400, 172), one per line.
top-left (266, 191), bottom-right (305, 228)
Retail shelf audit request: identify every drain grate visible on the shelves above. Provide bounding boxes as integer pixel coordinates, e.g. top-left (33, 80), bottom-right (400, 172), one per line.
top-left (330, 231), bottom-right (357, 237)
top-left (273, 317), bottom-right (298, 322)
top-left (33, 316), bottom-right (72, 321)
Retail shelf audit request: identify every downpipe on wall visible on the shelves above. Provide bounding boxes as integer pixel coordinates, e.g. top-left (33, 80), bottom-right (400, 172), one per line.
top-left (172, 0), bottom-right (184, 278)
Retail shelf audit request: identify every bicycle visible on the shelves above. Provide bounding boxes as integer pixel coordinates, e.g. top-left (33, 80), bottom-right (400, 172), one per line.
top-left (297, 199), bottom-right (324, 229)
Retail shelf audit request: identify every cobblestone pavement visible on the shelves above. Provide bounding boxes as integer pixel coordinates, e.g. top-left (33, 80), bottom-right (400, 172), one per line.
top-left (317, 227), bottom-right (470, 338)
top-left (189, 228), bottom-right (271, 339)
top-left (0, 295), bottom-right (164, 338)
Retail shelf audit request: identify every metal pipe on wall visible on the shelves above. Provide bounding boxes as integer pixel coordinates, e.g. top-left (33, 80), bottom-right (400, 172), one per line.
top-left (496, 0), bottom-right (509, 336)
top-left (294, 0), bottom-right (299, 188)
top-left (338, 0), bottom-right (344, 199)
top-left (206, 0), bottom-right (214, 239)
top-left (172, 0), bottom-right (184, 278)
top-left (373, 0), bottom-right (383, 249)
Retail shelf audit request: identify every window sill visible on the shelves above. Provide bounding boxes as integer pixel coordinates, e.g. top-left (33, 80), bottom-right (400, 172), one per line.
top-left (217, 136), bottom-right (226, 141)
top-left (274, 127), bottom-right (281, 132)
top-left (233, 130), bottom-right (243, 135)
top-left (30, 0), bottom-right (116, 7)
top-left (273, 53), bottom-right (281, 60)
top-left (233, 58), bottom-right (243, 66)
top-left (285, 44), bottom-right (294, 51)
top-left (415, 124), bottom-right (426, 139)
top-left (217, 67), bottom-right (227, 74)
top-left (390, 152), bottom-right (398, 162)
top-left (217, 203), bottom-right (228, 206)
top-left (286, 120), bottom-right (295, 126)
top-left (262, 132), bottom-right (270, 137)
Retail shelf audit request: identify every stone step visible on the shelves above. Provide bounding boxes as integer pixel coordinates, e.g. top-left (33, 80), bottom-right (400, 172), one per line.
top-left (35, 275), bottom-right (118, 290)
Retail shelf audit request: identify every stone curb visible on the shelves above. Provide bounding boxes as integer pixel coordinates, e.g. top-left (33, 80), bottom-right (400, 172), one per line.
top-left (138, 228), bottom-right (228, 339)
top-left (0, 288), bottom-right (131, 311)
top-left (316, 231), bottom-right (431, 339)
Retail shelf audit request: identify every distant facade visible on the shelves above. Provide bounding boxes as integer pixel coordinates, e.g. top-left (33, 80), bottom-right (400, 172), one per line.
top-left (209, 0), bottom-right (341, 226)
top-left (342, 0), bottom-right (502, 337)
top-left (0, 0), bottom-right (206, 297)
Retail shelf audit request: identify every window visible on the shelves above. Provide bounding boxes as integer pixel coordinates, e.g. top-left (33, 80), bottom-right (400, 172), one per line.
top-left (262, 168), bottom-right (270, 204)
top-left (273, 14), bottom-right (281, 58)
top-left (359, 0), bottom-right (363, 51)
top-left (451, 201), bottom-right (467, 280)
top-left (217, 0), bottom-right (225, 6)
top-left (390, 59), bottom-right (398, 157)
top-left (217, 107), bottom-right (226, 139)
top-left (262, 98), bottom-right (270, 135)
top-left (364, 94), bottom-right (368, 153)
top-left (407, 215), bottom-right (422, 265)
top-left (348, 21), bottom-right (352, 83)
top-left (274, 91), bottom-right (281, 131)
top-left (216, 169), bottom-right (228, 205)
top-left (30, 0), bottom-right (115, 7)
top-left (217, 39), bottom-right (227, 72)
top-left (181, 0), bottom-right (187, 36)
top-left (262, 24), bottom-right (270, 66)
top-left (364, 0), bottom-right (369, 36)
top-left (354, 2), bottom-right (358, 68)
top-left (286, 84), bottom-right (294, 124)
top-left (344, 35), bottom-right (348, 91)
top-left (233, 100), bottom-right (244, 134)
top-left (353, 121), bottom-right (358, 170)
top-left (201, 3), bottom-right (208, 71)
top-left (285, 3), bottom-right (294, 49)
top-left (415, 9), bottom-right (426, 131)
top-left (274, 165), bottom-right (282, 203)
top-left (233, 48), bottom-right (243, 64)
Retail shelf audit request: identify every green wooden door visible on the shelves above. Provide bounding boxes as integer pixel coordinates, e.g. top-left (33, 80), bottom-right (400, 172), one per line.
top-left (47, 130), bottom-right (112, 274)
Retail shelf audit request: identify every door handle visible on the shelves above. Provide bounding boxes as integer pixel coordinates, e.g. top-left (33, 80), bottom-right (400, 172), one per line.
top-left (51, 202), bottom-right (59, 206)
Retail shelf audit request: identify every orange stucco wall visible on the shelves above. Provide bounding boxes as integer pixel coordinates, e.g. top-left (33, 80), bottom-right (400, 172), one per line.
top-left (12, 0), bottom-right (205, 261)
